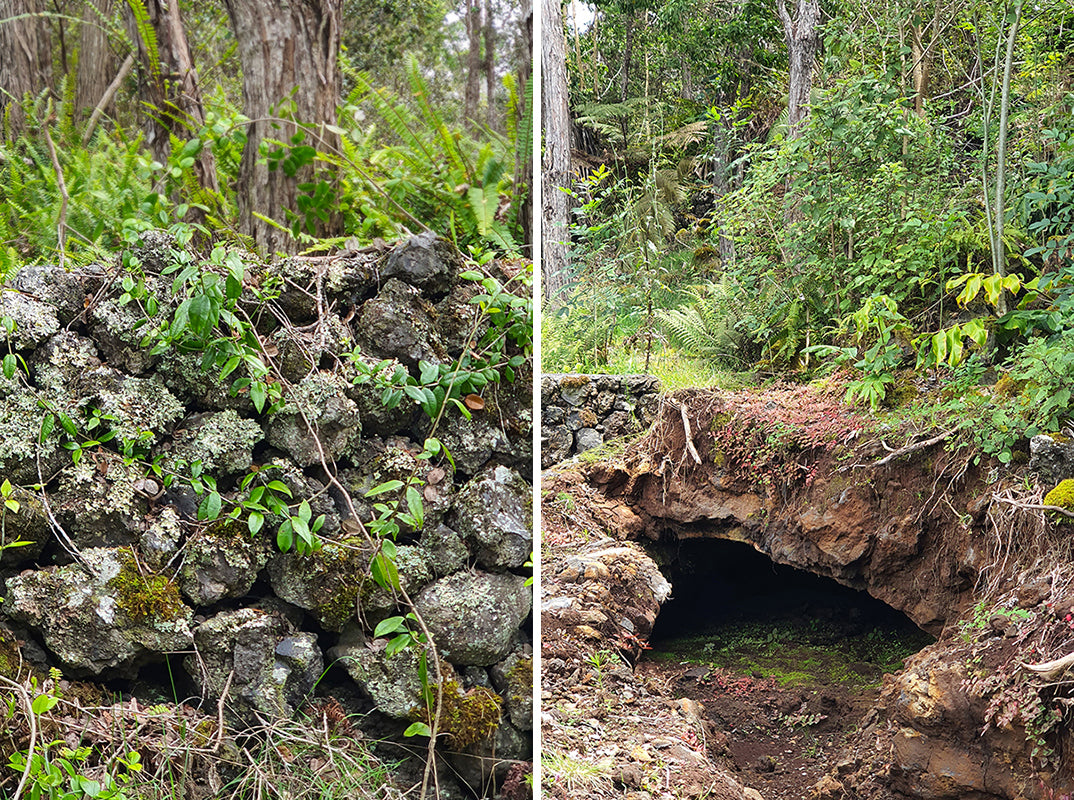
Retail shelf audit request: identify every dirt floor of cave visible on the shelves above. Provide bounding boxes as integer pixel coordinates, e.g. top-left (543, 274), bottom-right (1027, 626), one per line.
top-left (636, 644), bottom-right (890, 800)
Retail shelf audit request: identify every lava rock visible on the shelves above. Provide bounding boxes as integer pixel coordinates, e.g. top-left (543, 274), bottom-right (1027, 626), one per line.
top-left (450, 465), bottom-right (532, 570)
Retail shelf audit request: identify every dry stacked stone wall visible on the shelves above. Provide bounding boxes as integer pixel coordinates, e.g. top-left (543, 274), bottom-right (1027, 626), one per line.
top-left (541, 373), bottom-right (661, 468)
top-left (0, 231), bottom-right (532, 797)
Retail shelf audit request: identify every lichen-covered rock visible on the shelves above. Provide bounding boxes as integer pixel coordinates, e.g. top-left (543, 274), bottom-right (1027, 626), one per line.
top-left (343, 356), bottom-right (417, 437)
top-left (420, 523), bottom-right (470, 576)
top-left (327, 623), bottom-right (429, 718)
top-left (88, 279), bottom-right (168, 375)
top-left (157, 348), bottom-right (253, 411)
top-left (343, 437), bottom-right (455, 531)
top-left (267, 539), bottom-right (432, 631)
top-left (3, 547), bottom-right (193, 676)
top-left (139, 507), bottom-right (183, 571)
top-left (53, 459), bottom-right (148, 548)
top-left (266, 253), bottom-right (377, 322)
top-left (380, 232), bottom-right (461, 297)
top-left (167, 410), bottom-right (263, 476)
top-left (95, 373), bottom-right (184, 445)
top-left (489, 644), bottom-right (533, 732)
top-left (11, 264), bottom-right (86, 325)
top-left (0, 391), bottom-right (66, 483)
top-left (185, 608), bottom-right (323, 725)
top-left (178, 518), bottom-right (271, 606)
top-left (0, 290), bottom-right (60, 350)
top-left (575, 427), bottom-right (603, 453)
top-left (433, 411), bottom-right (513, 477)
top-left (31, 331), bottom-right (102, 394)
top-left (450, 465), bottom-right (531, 570)
top-left (355, 278), bottom-right (448, 367)
top-left (269, 314), bottom-right (352, 383)
top-left (415, 571), bottom-right (531, 666)
top-left (266, 371), bottom-right (360, 466)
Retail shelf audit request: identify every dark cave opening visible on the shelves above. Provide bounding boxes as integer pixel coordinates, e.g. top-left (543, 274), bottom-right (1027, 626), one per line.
top-left (647, 536), bottom-right (933, 662)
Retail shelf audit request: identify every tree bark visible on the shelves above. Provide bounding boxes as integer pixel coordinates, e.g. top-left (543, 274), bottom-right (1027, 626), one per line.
top-left (776, 0), bottom-right (820, 137)
top-left (127, 0), bottom-right (218, 193)
top-left (464, 0), bottom-right (482, 127)
top-left (76, 0), bottom-right (117, 124)
top-left (223, 0), bottom-right (342, 256)
top-left (482, 0), bottom-right (495, 123)
top-left (517, 0), bottom-right (533, 254)
top-left (0, 0), bottom-right (52, 138)
top-left (542, 0), bottom-right (572, 307)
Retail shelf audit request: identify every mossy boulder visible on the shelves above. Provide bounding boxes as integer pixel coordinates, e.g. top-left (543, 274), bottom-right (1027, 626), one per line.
top-left (0, 486), bottom-right (51, 567)
top-left (11, 264), bottom-right (87, 325)
top-left (3, 547), bottom-right (193, 677)
top-left (489, 644), bottom-right (533, 732)
top-left (414, 571), bottom-right (531, 666)
top-left (0, 392), bottom-right (66, 484)
top-left (420, 522), bottom-right (470, 576)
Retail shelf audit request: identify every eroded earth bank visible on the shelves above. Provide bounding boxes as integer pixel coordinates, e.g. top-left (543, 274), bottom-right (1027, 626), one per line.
top-left (542, 379), bottom-right (1074, 800)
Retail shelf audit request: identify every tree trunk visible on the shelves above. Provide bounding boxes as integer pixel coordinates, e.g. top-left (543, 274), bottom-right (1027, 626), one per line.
top-left (482, 0), bottom-right (495, 123)
top-left (464, 0), bottom-right (482, 127)
top-left (776, 0), bottom-right (820, 137)
top-left (992, 0), bottom-right (1023, 317)
top-left (76, 0), bottom-right (116, 123)
top-left (541, 0), bottom-right (572, 307)
top-left (620, 11), bottom-right (635, 102)
top-left (0, 0), bottom-right (52, 138)
top-left (223, 0), bottom-right (342, 256)
top-left (517, 0), bottom-right (533, 255)
top-left (127, 0), bottom-right (218, 193)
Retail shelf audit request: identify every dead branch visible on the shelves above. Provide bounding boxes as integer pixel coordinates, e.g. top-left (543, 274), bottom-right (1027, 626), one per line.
top-left (43, 126), bottom-right (68, 270)
top-left (667, 398), bottom-right (701, 465)
top-left (82, 54), bottom-right (136, 146)
top-left (871, 426), bottom-right (959, 466)
top-left (1022, 651), bottom-right (1074, 680)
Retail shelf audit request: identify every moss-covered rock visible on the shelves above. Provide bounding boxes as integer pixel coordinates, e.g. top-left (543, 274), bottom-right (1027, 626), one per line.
top-left (3, 546), bottom-right (193, 676)
top-left (0, 485), bottom-right (50, 568)
top-left (489, 644), bottom-right (533, 732)
top-left (0, 391), bottom-right (65, 483)
top-left (1044, 479), bottom-right (1074, 522)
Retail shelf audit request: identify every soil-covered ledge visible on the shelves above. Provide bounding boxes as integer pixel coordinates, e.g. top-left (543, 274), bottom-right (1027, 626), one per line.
top-left (541, 380), bottom-right (1074, 800)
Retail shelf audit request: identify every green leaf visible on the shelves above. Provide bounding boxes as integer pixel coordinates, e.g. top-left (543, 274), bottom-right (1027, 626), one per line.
top-left (31, 693), bottom-right (59, 715)
top-left (2, 354), bottom-right (14, 380)
top-left (39, 413), bottom-right (55, 443)
top-left (406, 485), bottom-right (424, 529)
top-left (248, 511), bottom-right (264, 535)
top-left (403, 722), bottom-right (432, 738)
top-left (277, 519), bottom-right (294, 552)
top-left (266, 480), bottom-right (293, 497)
top-left (374, 616), bottom-right (407, 637)
top-left (366, 480), bottom-right (404, 497)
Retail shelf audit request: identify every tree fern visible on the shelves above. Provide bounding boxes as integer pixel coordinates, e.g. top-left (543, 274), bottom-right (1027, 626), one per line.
top-left (125, 0), bottom-right (160, 77)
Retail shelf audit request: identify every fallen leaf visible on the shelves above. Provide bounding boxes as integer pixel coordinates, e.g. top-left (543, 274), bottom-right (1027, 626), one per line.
top-left (464, 394), bottom-right (485, 411)
top-left (426, 467), bottom-right (446, 485)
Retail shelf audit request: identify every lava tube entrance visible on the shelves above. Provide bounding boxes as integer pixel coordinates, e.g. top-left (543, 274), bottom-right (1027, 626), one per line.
top-left (644, 536), bottom-right (934, 686)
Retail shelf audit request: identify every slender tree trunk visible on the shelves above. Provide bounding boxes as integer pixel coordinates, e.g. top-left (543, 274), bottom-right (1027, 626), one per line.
top-left (619, 11), bottom-right (635, 102)
top-left (223, 0), bottom-right (342, 256)
top-left (76, 0), bottom-right (116, 123)
top-left (542, 0), bottom-right (572, 307)
top-left (482, 0), bottom-right (495, 124)
top-left (517, 0), bottom-right (532, 254)
top-left (992, 0), bottom-right (1023, 317)
top-left (464, 0), bottom-right (482, 127)
top-left (776, 0), bottom-right (820, 137)
top-left (127, 0), bottom-right (218, 193)
top-left (0, 0), bottom-right (52, 138)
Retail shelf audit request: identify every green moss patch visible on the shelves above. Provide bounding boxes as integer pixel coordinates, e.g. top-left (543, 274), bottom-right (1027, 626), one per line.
top-left (109, 548), bottom-right (184, 622)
